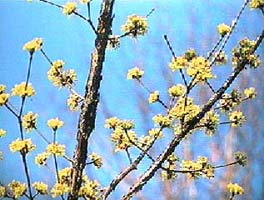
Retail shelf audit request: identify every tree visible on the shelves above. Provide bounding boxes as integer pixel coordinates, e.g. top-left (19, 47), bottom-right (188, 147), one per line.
top-left (0, 0), bottom-right (263, 199)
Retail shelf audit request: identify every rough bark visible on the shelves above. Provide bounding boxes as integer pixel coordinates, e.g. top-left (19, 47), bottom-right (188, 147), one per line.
top-left (68, 0), bottom-right (115, 199)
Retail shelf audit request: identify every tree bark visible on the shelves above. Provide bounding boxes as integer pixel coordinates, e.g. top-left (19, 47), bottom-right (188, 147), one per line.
top-left (68, 0), bottom-right (115, 199)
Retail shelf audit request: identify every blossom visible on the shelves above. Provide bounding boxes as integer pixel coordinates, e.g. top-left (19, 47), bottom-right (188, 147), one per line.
top-left (228, 111), bottom-right (246, 127)
top-left (168, 56), bottom-right (188, 71)
top-left (148, 91), bottom-right (159, 104)
top-left (51, 183), bottom-right (70, 198)
top-left (168, 84), bottom-right (185, 97)
top-left (127, 67), bottom-right (144, 80)
top-left (80, 0), bottom-right (92, 3)
top-left (121, 15), bottom-right (147, 37)
top-left (67, 94), bottom-right (82, 111)
top-left (88, 153), bottom-right (103, 168)
top-left (9, 139), bottom-right (36, 154)
top-left (8, 181), bottom-right (27, 199)
top-left (107, 35), bottom-right (120, 49)
top-left (152, 114), bottom-right (172, 127)
top-left (0, 186), bottom-right (5, 198)
top-left (0, 129), bottom-right (6, 137)
top-left (161, 153), bottom-right (178, 181)
top-left (23, 38), bottom-right (43, 54)
top-left (199, 111), bottom-right (219, 136)
top-left (244, 87), bottom-right (256, 99)
top-left (47, 117), bottom-right (64, 131)
top-left (250, 0), bottom-right (264, 9)
top-left (11, 82), bottom-right (35, 97)
top-left (217, 23), bottom-right (231, 36)
top-left (214, 51), bottom-right (228, 65)
top-left (46, 143), bottom-right (65, 156)
top-left (105, 117), bottom-right (121, 129)
top-left (235, 151), bottom-right (247, 166)
top-left (35, 152), bottom-right (50, 166)
top-left (22, 111), bottom-right (38, 132)
top-left (58, 167), bottom-right (73, 184)
top-left (0, 93), bottom-right (9, 106)
top-left (227, 183), bottom-right (244, 195)
top-left (62, 2), bottom-right (77, 15)
top-left (111, 128), bottom-right (137, 152)
top-left (148, 128), bottom-right (163, 138)
top-left (78, 179), bottom-right (101, 199)
top-left (32, 182), bottom-right (48, 195)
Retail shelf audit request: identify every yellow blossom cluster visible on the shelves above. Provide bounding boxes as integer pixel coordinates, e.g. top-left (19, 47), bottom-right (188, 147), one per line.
top-left (244, 87), bottom-right (256, 99)
top-left (32, 182), bottom-right (48, 195)
top-left (228, 111), bottom-right (246, 127)
top-left (46, 143), bottom-right (66, 156)
top-left (148, 128), bottom-right (163, 139)
top-left (47, 60), bottom-right (77, 88)
top-left (79, 178), bottom-right (101, 199)
top-left (127, 67), bottom-right (144, 80)
top-left (67, 94), bottom-right (82, 111)
top-left (51, 183), bottom-right (70, 198)
top-left (227, 183), bottom-right (244, 196)
top-left (161, 153), bottom-right (178, 181)
top-left (214, 51), bottom-right (228, 65)
top-left (219, 90), bottom-right (241, 112)
top-left (47, 117), bottom-right (64, 131)
top-left (152, 114), bottom-right (172, 128)
top-left (11, 82), bottom-right (35, 97)
top-left (199, 111), bottom-right (219, 136)
top-left (148, 91), bottom-right (159, 104)
top-left (59, 167), bottom-right (73, 185)
top-left (168, 84), bottom-right (186, 97)
top-left (235, 151), bottom-right (247, 166)
top-left (62, 2), bottom-right (77, 15)
top-left (22, 111), bottom-right (38, 132)
top-left (217, 23), bottom-right (231, 36)
top-left (250, 0), bottom-right (264, 8)
top-left (0, 129), bottom-right (6, 137)
top-left (0, 186), bottom-right (5, 198)
top-left (23, 38), bottom-right (43, 54)
top-left (9, 138), bottom-right (36, 154)
top-left (88, 153), bottom-right (103, 168)
top-left (0, 84), bottom-right (9, 106)
top-left (35, 152), bottom-right (50, 166)
top-left (169, 56), bottom-right (188, 71)
top-left (8, 181), bottom-right (27, 199)
top-left (232, 38), bottom-right (261, 68)
top-left (122, 15), bottom-right (148, 37)
top-left (180, 156), bottom-right (214, 179)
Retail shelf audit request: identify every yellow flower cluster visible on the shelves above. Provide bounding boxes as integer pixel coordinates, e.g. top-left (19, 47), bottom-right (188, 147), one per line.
top-left (219, 90), bottom-right (241, 111)
top-left (32, 182), bottom-right (48, 195)
top-left (67, 94), bottom-right (82, 111)
top-left (169, 56), bottom-right (188, 71)
top-left (9, 138), bottom-right (36, 154)
top-left (232, 38), bottom-right (261, 68)
top-left (181, 156), bottom-right (214, 179)
top-left (8, 181), bottom-right (27, 199)
top-left (0, 84), bottom-right (9, 106)
top-left (168, 84), bottom-right (186, 97)
top-left (217, 23), bottom-right (231, 36)
top-left (199, 111), bottom-right (219, 136)
top-left (0, 186), bottom-right (5, 198)
top-left (235, 151), bottom-right (247, 166)
top-left (47, 117), bottom-right (64, 131)
top-left (244, 87), bottom-right (256, 99)
top-left (148, 128), bottom-right (163, 139)
top-left (214, 51), bottom-right (228, 65)
top-left (88, 153), bottom-right (103, 168)
top-left (228, 110), bottom-right (246, 127)
top-left (11, 82), bottom-right (35, 97)
top-left (35, 152), bottom-right (50, 166)
top-left (46, 143), bottom-right (66, 156)
top-left (105, 117), bottom-right (134, 130)
top-left (148, 91), bottom-right (159, 104)
top-left (47, 60), bottom-right (77, 88)
top-left (62, 2), bottom-right (77, 15)
top-left (0, 129), bottom-right (6, 137)
top-left (250, 0), bottom-right (264, 8)
top-left (23, 38), bottom-right (43, 54)
top-left (79, 179), bottom-right (101, 199)
top-left (51, 183), bottom-right (70, 198)
top-left (122, 15), bottom-right (148, 37)
top-left (169, 97), bottom-right (200, 122)
top-left (227, 183), bottom-right (244, 195)
top-left (161, 153), bottom-right (178, 181)
top-left (152, 114), bottom-right (172, 128)
top-left (59, 167), bottom-right (72, 185)
top-left (22, 111), bottom-right (38, 132)
top-left (127, 67), bottom-right (144, 80)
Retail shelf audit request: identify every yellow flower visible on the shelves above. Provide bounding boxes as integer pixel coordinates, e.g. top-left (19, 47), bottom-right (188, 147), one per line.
top-left (88, 153), bottom-right (103, 168)
top-left (148, 128), bottom-right (163, 138)
top-left (23, 38), bottom-right (43, 54)
top-left (9, 138), bottom-right (36, 154)
top-left (62, 2), bottom-right (77, 15)
top-left (227, 183), bottom-right (244, 195)
top-left (0, 93), bottom-right (9, 106)
top-left (0, 84), bottom-right (6, 93)
top-left (46, 143), bottom-right (65, 156)
top-left (214, 51), bottom-right (228, 65)
top-left (111, 128), bottom-right (137, 152)
top-left (78, 179), bottom-right (101, 199)
top-left (0, 129), bottom-right (6, 137)
top-left (244, 87), bottom-right (256, 99)
top-left (229, 111), bottom-right (246, 127)
top-left (51, 183), bottom-right (70, 198)
top-left (22, 111), bottom-right (38, 132)
top-left (217, 23), bottom-right (231, 36)
top-left (121, 15), bottom-right (147, 37)
top-left (58, 167), bottom-right (73, 184)
top-left (0, 186), bottom-right (6, 198)
top-left (148, 91), bottom-right (159, 104)
top-left (168, 84), bottom-right (185, 97)
top-left (250, 0), bottom-right (264, 9)
top-left (152, 114), bottom-right (172, 127)
top-left (80, 0), bottom-right (92, 4)
top-left (47, 117), bottom-right (64, 131)
top-left (11, 82), bottom-right (35, 97)
top-left (127, 67), bottom-right (144, 80)
top-left (33, 182), bottom-right (48, 195)
top-left (67, 94), bottom-right (82, 111)
top-left (35, 152), bottom-right (50, 166)
top-left (105, 117), bottom-right (121, 129)
top-left (8, 181), bottom-right (27, 199)
top-left (168, 56), bottom-right (188, 71)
